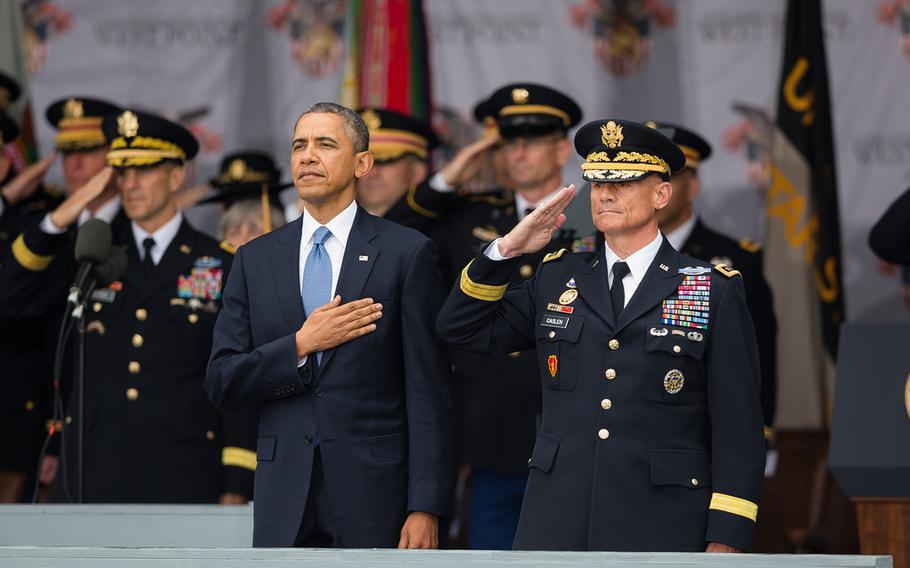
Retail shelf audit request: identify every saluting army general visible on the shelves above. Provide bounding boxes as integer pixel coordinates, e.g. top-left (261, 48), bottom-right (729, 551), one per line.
top-left (437, 119), bottom-right (765, 552)
top-left (1, 109), bottom-right (257, 503)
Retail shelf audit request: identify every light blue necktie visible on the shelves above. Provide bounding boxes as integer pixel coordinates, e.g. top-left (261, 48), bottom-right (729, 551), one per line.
top-left (301, 226), bottom-right (333, 365)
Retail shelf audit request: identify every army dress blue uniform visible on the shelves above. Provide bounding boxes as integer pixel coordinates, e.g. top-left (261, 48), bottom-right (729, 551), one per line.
top-left (436, 118), bottom-right (766, 551)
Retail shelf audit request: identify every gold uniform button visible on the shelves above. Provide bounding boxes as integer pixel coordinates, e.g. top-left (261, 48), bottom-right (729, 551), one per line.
top-left (65, 416), bottom-right (72, 425)
top-left (25, 400), bottom-right (35, 412)
top-left (673, 345), bottom-right (682, 354)
top-left (128, 361), bottom-right (140, 374)
top-left (509, 351), bottom-right (521, 358)
top-left (132, 334), bottom-right (144, 348)
top-left (548, 330), bottom-right (556, 339)
top-left (205, 430), bottom-right (215, 441)
top-left (605, 368), bottom-right (616, 380)
top-left (92, 302), bottom-right (102, 313)
top-left (135, 308), bottom-right (148, 321)
top-left (691, 478), bottom-right (700, 487)
top-left (126, 388), bottom-right (139, 401)
top-left (520, 264), bottom-right (534, 279)
top-left (188, 313), bottom-right (199, 324)
top-left (598, 428), bottom-right (610, 440)
top-left (601, 399), bottom-right (612, 410)
top-left (609, 339), bottom-right (620, 350)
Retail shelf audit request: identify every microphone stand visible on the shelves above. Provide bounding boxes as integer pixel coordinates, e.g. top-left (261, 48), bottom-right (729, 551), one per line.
top-left (70, 279), bottom-right (98, 504)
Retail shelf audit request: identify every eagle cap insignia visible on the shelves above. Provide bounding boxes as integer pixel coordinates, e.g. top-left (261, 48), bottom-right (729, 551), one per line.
top-left (511, 87), bottom-right (530, 104)
top-left (228, 159), bottom-right (247, 181)
top-left (117, 111), bottom-right (139, 138)
top-left (64, 98), bottom-right (84, 119)
top-left (360, 109), bottom-right (381, 132)
top-left (601, 120), bottom-right (623, 149)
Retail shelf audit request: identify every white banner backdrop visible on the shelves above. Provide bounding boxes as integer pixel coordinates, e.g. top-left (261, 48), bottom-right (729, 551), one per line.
top-left (21, 0), bottom-right (910, 330)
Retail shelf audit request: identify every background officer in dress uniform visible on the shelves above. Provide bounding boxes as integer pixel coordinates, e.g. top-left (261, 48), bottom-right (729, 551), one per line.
top-left (1, 109), bottom-right (257, 503)
top-left (427, 83), bottom-right (582, 550)
top-left (0, 94), bottom-right (123, 500)
top-left (650, 122), bottom-right (778, 439)
top-left (437, 119), bottom-right (766, 552)
top-left (197, 151), bottom-right (288, 249)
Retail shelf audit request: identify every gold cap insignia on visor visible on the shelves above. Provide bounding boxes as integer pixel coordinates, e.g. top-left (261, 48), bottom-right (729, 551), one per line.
top-left (64, 98), bottom-right (84, 120)
top-left (117, 111), bottom-right (139, 138)
top-left (228, 159), bottom-right (247, 181)
top-left (361, 109), bottom-right (381, 132)
top-left (601, 120), bottom-right (623, 149)
top-left (511, 88), bottom-right (530, 104)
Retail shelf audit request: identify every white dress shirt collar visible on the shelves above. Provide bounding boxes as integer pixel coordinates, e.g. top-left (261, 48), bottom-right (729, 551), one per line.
top-left (300, 199), bottom-right (358, 250)
top-left (664, 214), bottom-right (697, 252)
top-left (603, 230), bottom-right (664, 288)
top-left (131, 211), bottom-right (183, 265)
top-left (78, 195), bottom-right (121, 227)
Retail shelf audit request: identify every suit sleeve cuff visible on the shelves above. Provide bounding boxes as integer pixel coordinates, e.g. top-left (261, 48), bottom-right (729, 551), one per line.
top-left (705, 493), bottom-right (758, 552)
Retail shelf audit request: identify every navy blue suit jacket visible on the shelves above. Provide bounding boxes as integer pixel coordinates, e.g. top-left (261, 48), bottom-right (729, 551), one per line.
top-left (205, 206), bottom-right (454, 547)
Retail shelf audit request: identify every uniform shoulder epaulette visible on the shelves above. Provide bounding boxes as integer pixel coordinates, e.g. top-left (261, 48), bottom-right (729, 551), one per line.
top-left (219, 240), bottom-right (237, 254)
top-left (542, 248), bottom-right (568, 264)
top-left (739, 238), bottom-right (761, 253)
top-left (714, 263), bottom-right (741, 278)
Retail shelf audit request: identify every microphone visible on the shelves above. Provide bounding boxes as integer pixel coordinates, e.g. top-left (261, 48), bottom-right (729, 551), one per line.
top-left (67, 219), bottom-right (112, 306)
top-left (93, 246), bottom-right (128, 288)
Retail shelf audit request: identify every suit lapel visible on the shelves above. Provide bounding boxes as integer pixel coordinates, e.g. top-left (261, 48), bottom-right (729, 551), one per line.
top-left (614, 238), bottom-right (683, 335)
top-left (572, 253), bottom-right (615, 330)
top-left (273, 217), bottom-right (305, 332)
top-left (318, 207), bottom-right (380, 373)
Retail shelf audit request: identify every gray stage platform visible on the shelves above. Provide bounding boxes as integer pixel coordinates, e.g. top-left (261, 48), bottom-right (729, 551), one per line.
top-left (0, 548), bottom-right (892, 567)
top-left (0, 506), bottom-right (891, 567)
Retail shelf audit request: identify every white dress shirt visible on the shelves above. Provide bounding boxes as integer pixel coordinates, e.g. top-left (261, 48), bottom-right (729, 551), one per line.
top-left (39, 195), bottom-right (122, 235)
top-left (664, 213), bottom-right (697, 252)
top-left (297, 199), bottom-right (357, 299)
top-left (131, 211), bottom-right (183, 265)
top-left (296, 199), bottom-right (358, 366)
top-left (603, 231), bottom-right (664, 308)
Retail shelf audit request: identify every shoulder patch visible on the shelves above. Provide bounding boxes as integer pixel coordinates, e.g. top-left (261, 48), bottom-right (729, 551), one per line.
top-left (219, 240), bottom-right (237, 255)
top-left (542, 248), bottom-right (568, 264)
top-left (739, 238), bottom-right (761, 253)
top-left (714, 263), bottom-right (741, 278)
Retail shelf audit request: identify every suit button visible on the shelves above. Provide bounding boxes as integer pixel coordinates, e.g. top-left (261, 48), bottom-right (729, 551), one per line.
top-left (520, 264), bottom-right (534, 279)
top-left (128, 361), bottom-right (140, 374)
top-left (126, 388), bottom-right (139, 401)
top-left (601, 399), bottom-right (612, 410)
top-left (302, 375), bottom-right (312, 386)
top-left (135, 308), bottom-right (147, 321)
top-left (304, 434), bottom-right (313, 444)
top-left (604, 368), bottom-right (616, 380)
top-left (92, 302), bottom-right (102, 313)
top-left (598, 428), bottom-right (610, 440)
top-left (206, 430), bottom-right (215, 441)
top-left (188, 313), bottom-right (199, 324)
top-left (673, 345), bottom-right (682, 354)
top-left (315, 389), bottom-right (324, 398)
top-left (548, 331), bottom-right (556, 339)
top-left (609, 339), bottom-right (620, 350)
top-left (691, 478), bottom-right (700, 487)
top-left (132, 334), bottom-right (144, 348)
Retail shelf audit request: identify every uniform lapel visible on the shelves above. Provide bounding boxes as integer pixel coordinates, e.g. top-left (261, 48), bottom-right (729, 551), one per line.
top-left (613, 238), bottom-right (683, 335)
top-left (318, 207), bottom-right (380, 373)
top-left (571, 253), bottom-right (615, 330)
top-left (273, 217), bottom-right (305, 333)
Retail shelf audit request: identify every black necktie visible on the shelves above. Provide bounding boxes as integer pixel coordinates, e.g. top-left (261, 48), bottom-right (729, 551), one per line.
top-left (611, 261), bottom-right (630, 320)
top-left (142, 237), bottom-right (156, 276)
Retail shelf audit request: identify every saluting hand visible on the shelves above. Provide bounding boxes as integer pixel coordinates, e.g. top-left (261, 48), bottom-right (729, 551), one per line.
top-left (438, 135), bottom-right (501, 187)
top-left (0, 153), bottom-right (56, 206)
top-left (497, 184), bottom-right (576, 258)
top-left (48, 167), bottom-right (114, 230)
top-left (294, 296), bottom-right (383, 359)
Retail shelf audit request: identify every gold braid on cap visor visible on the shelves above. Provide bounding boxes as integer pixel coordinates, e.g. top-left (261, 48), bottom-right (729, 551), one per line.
top-left (107, 136), bottom-right (186, 166)
top-left (581, 150), bottom-right (671, 175)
